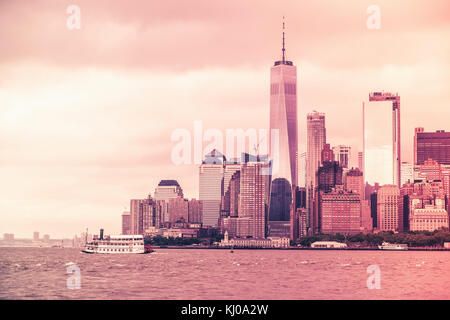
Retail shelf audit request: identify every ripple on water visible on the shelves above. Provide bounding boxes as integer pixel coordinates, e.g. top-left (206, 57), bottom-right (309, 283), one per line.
top-left (1, 248), bottom-right (450, 299)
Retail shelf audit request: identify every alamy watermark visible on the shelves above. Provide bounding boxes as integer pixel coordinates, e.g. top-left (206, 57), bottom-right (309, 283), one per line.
top-left (366, 264), bottom-right (381, 289)
top-left (170, 120), bottom-right (280, 175)
top-left (66, 263), bottom-right (81, 289)
top-left (366, 5), bottom-right (381, 30)
top-left (66, 5), bottom-right (81, 30)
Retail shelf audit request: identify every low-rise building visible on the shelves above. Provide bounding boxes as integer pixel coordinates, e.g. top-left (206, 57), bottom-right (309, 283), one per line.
top-left (218, 231), bottom-right (290, 248)
top-left (410, 205), bottom-right (449, 232)
top-left (311, 241), bottom-right (347, 248)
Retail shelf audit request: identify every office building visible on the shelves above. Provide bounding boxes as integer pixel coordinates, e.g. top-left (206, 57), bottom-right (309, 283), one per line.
top-left (377, 185), bottom-right (400, 231)
top-left (333, 145), bottom-right (351, 169)
top-left (154, 180), bottom-right (184, 223)
top-left (414, 128), bottom-right (450, 165)
top-left (199, 149), bottom-right (225, 227)
top-left (121, 211), bottom-right (131, 235)
top-left (269, 21), bottom-right (298, 226)
top-left (188, 199), bottom-right (203, 224)
top-left (365, 92), bottom-right (401, 186)
top-left (320, 187), bottom-right (361, 235)
top-left (306, 111), bottom-right (326, 233)
top-left (401, 162), bottom-right (413, 186)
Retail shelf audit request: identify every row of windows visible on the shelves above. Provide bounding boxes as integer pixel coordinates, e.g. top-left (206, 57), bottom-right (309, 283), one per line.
top-left (97, 242), bottom-right (142, 246)
top-left (270, 83), bottom-right (296, 95)
top-left (91, 248), bottom-right (133, 252)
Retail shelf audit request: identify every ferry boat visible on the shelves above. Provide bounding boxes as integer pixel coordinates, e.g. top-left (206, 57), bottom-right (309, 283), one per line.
top-left (81, 230), bottom-right (153, 254)
top-left (378, 242), bottom-right (408, 251)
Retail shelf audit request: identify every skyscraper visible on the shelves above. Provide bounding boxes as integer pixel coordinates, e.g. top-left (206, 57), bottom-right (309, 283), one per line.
top-left (121, 211), bottom-right (131, 235)
top-left (414, 128), bottom-right (450, 165)
top-left (199, 149), bottom-right (225, 227)
top-left (365, 92), bottom-right (401, 186)
top-left (299, 152), bottom-right (307, 187)
top-left (168, 197), bottom-right (189, 224)
top-left (188, 199), bottom-right (203, 224)
top-left (130, 199), bottom-right (146, 234)
top-left (306, 111), bottom-right (326, 233)
top-left (358, 151), bottom-right (364, 172)
top-left (268, 20), bottom-right (298, 225)
top-left (239, 162), bottom-right (268, 238)
top-left (317, 161), bottom-right (343, 193)
top-left (154, 180), bottom-right (184, 223)
top-left (346, 168), bottom-right (364, 200)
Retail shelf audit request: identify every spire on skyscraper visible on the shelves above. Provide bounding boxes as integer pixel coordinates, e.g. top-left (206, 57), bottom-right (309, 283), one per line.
top-left (282, 16), bottom-right (286, 63)
top-left (274, 16), bottom-right (292, 66)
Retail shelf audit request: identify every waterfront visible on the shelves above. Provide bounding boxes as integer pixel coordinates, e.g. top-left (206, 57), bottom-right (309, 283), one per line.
top-left (1, 248), bottom-right (450, 299)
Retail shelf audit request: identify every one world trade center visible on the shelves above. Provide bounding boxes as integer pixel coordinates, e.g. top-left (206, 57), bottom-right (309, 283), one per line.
top-left (269, 20), bottom-right (298, 229)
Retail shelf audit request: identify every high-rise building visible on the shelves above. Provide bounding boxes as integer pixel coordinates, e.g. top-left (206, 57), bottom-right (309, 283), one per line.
top-left (121, 211), bottom-right (131, 235)
top-left (33, 232), bottom-right (39, 241)
top-left (223, 161), bottom-right (241, 195)
top-left (188, 199), bottom-right (203, 224)
top-left (401, 162), bottom-right (413, 186)
top-left (320, 187), bottom-right (361, 235)
top-left (299, 152), bottom-right (307, 188)
top-left (130, 199), bottom-right (146, 234)
top-left (317, 161), bottom-right (343, 193)
top-left (154, 180), bottom-right (184, 223)
top-left (131, 196), bottom-right (164, 234)
top-left (168, 197), bottom-right (189, 224)
top-left (358, 151), bottom-right (364, 172)
top-left (268, 21), bottom-right (298, 226)
top-left (220, 156), bottom-right (270, 239)
top-left (414, 128), bottom-right (450, 165)
top-left (346, 168), bottom-right (372, 232)
top-left (346, 168), bottom-right (364, 200)
top-left (333, 145), bottom-right (351, 169)
top-left (377, 185), bottom-right (400, 231)
top-left (199, 149), bottom-right (225, 227)
top-left (365, 92), bottom-right (401, 187)
top-left (239, 162), bottom-right (268, 238)
top-left (306, 111), bottom-right (326, 233)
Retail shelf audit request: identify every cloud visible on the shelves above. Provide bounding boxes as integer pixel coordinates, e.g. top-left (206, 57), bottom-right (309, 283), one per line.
top-left (0, 0), bottom-right (449, 237)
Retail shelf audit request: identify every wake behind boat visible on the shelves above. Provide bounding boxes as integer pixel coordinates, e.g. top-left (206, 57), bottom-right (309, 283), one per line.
top-left (81, 229), bottom-right (153, 254)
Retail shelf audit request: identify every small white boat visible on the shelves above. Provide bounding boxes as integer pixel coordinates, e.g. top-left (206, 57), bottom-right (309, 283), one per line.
top-left (378, 242), bottom-right (408, 250)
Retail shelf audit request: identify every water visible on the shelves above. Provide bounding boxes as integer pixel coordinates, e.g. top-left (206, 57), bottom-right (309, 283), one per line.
top-left (1, 248), bottom-right (449, 299)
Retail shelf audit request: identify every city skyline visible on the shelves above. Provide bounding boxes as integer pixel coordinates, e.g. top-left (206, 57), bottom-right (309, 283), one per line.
top-left (1, 0), bottom-right (450, 238)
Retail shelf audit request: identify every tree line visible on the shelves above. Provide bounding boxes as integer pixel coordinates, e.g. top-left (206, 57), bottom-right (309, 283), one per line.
top-left (296, 229), bottom-right (450, 248)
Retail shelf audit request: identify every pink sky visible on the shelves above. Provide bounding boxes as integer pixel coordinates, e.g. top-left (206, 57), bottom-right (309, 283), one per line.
top-left (1, 0), bottom-right (449, 238)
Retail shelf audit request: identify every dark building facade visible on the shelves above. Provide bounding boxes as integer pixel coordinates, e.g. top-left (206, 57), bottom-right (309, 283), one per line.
top-left (415, 128), bottom-right (450, 165)
top-left (317, 161), bottom-right (343, 193)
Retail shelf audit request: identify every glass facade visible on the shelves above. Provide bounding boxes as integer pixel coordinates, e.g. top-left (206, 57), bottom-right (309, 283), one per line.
top-left (269, 60), bottom-right (298, 222)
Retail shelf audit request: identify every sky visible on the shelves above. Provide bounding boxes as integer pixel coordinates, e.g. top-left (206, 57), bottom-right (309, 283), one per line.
top-left (1, 0), bottom-right (449, 238)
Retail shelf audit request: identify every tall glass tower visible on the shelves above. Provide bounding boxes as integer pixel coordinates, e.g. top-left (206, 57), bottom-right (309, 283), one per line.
top-left (269, 20), bottom-right (298, 223)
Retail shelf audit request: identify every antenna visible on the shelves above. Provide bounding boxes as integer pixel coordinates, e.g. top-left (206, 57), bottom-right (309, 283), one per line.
top-left (282, 16), bottom-right (286, 63)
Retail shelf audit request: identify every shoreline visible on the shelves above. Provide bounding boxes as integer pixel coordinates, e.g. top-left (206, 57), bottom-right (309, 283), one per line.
top-left (152, 245), bottom-right (450, 251)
